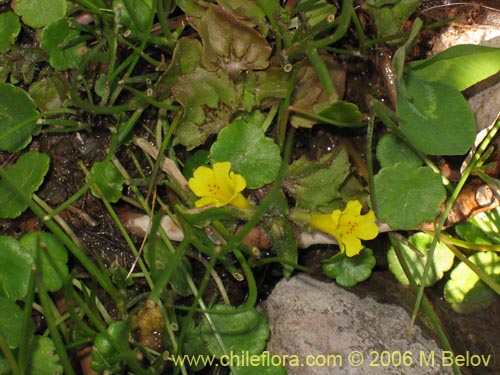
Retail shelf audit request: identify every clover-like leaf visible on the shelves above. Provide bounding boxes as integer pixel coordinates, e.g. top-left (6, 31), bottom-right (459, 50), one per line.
top-left (317, 101), bottom-right (363, 127)
top-left (25, 336), bottom-right (63, 375)
top-left (196, 304), bottom-right (269, 357)
top-left (362, 0), bottom-right (419, 40)
top-left (285, 147), bottom-right (351, 212)
top-left (376, 133), bottom-right (422, 168)
top-left (20, 232), bottom-right (68, 293)
top-left (0, 236), bottom-right (32, 301)
top-left (13, 0), bottom-right (66, 29)
top-left (41, 18), bottom-right (86, 71)
top-left (444, 252), bottom-right (500, 314)
top-left (374, 162), bottom-right (446, 230)
top-left (388, 232), bottom-right (455, 287)
top-left (89, 160), bottom-right (125, 203)
top-left (322, 248), bottom-right (376, 287)
top-left (0, 84), bottom-right (40, 152)
top-left (397, 75), bottom-right (476, 155)
top-left (406, 45), bottom-right (500, 92)
top-left (0, 12), bottom-right (20, 53)
top-left (0, 151), bottom-right (50, 218)
top-left (210, 120), bottom-right (281, 189)
top-left (0, 296), bottom-right (24, 349)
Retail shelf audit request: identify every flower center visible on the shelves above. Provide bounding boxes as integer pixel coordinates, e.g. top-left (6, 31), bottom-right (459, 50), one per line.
top-left (345, 220), bottom-right (358, 235)
top-left (207, 183), bottom-right (222, 195)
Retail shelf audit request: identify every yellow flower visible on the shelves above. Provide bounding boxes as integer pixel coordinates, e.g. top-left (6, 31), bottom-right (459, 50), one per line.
top-left (188, 162), bottom-right (252, 209)
top-left (309, 200), bottom-right (378, 257)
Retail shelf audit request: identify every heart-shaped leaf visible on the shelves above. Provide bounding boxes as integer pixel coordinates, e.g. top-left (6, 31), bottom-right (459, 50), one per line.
top-left (0, 151), bottom-right (50, 218)
top-left (388, 232), bottom-right (455, 287)
top-left (322, 248), bottom-right (376, 287)
top-left (0, 84), bottom-right (40, 152)
top-left (397, 75), bottom-right (476, 155)
top-left (210, 120), bottom-right (281, 189)
top-left (374, 162), bottom-right (446, 230)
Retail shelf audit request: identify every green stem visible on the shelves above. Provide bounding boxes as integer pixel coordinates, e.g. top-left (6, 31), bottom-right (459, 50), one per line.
top-left (0, 336), bottom-right (19, 375)
top-left (305, 47), bottom-right (336, 95)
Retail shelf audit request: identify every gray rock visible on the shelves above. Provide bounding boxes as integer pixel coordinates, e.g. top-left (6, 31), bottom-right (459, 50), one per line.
top-left (259, 274), bottom-right (453, 375)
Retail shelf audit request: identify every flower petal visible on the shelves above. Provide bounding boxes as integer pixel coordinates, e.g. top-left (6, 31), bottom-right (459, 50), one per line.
top-left (340, 234), bottom-right (364, 257)
top-left (310, 213), bottom-right (337, 237)
top-left (230, 193), bottom-right (253, 209)
top-left (189, 165), bottom-right (215, 197)
top-left (355, 211), bottom-right (379, 240)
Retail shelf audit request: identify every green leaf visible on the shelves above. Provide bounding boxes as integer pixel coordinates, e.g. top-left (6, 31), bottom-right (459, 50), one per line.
top-left (397, 75), bottom-right (476, 155)
top-left (232, 363), bottom-right (287, 375)
top-left (406, 44), bottom-right (500, 91)
top-left (28, 76), bottom-right (69, 111)
top-left (374, 163), bottom-right (446, 230)
top-left (0, 151), bottom-right (50, 218)
top-left (117, 0), bottom-right (154, 33)
top-left (0, 356), bottom-right (11, 375)
top-left (322, 248), bottom-right (376, 287)
top-left (13, 0), bottom-right (66, 29)
top-left (376, 133), bottom-right (422, 168)
top-left (144, 239), bottom-right (192, 297)
top-left (0, 236), bottom-right (32, 301)
top-left (0, 12), bottom-right (20, 53)
top-left (317, 101), bottom-right (363, 127)
top-left (25, 336), bottom-right (63, 375)
top-left (91, 321), bottom-right (130, 372)
top-left (172, 67), bottom-right (235, 150)
top-left (444, 252), bottom-right (500, 314)
top-left (0, 84), bottom-right (40, 152)
top-left (195, 304), bottom-right (269, 357)
top-left (89, 160), bottom-right (124, 203)
top-left (388, 232), bottom-right (455, 287)
top-left (0, 296), bottom-right (24, 349)
top-left (455, 209), bottom-right (500, 245)
top-left (41, 18), bottom-right (86, 71)
top-left (285, 148), bottom-right (351, 212)
top-left (362, 0), bottom-right (420, 40)
top-left (20, 232), bottom-right (68, 293)
top-left (210, 120), bottom-right (281, 189)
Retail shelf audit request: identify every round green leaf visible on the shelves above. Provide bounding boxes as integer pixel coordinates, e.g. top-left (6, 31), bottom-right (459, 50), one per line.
top-left (374, 163), bottom-right (446, 230)
top-left (0, 84), bottom-right (40, 152)
top-left (28, 76), bottom-right (69, 111)
top-left (26, 336), bottom-right (63, 375)
top-left (20, 232), bottom-right (68, 292)
top-left (376, 133), bottom-right (422, 168)
top-left (199, 304), bottom-right (269, 357)
top-left (0, 296), bottom-right (24, 349)
top-left (0, 236), bottom-right (32, 301)
top-left (0, 151), bottom-right (50, 218)
top-left (0, 12), bottom-right (21, 53)
top-left (91, 321), bottom-right (130, 372)
top-left (397, 75), bottom-right (476, 155)
top-left (13, 0), bottom-right (66, 29)
top-left (41, 18), bottom-right (86, 71)
top-left (210, 120), bottom-right (281, 189)
top-left (388, 232), bottom-right (455, 287)
top-left (89, 160), bottom-right (125, 203)
top-left (444, 252), bottom-right (500, 314)
top-left (322, 248), bottom-right (376, 287)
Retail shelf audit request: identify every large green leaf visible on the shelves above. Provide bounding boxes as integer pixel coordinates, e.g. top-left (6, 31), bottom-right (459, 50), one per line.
top-left (388, 232), bottom-right (455, 287)
top-left (322, 248), bottom-right (376, 287)
top-left (374, 163), bottom-right (446, 230)
top-left (210, 120), bottom-right (281, 189)
top-left (285, 148), bottom-right (351, 212)
top-left (376, 133), bottom-right (422, 168)
top-left (40, 18), bottom-right (85, 71)
top-left (397, 75), bottom-right (476, 155)
top-left (0, 236), bottom-right (32, 301)
top-left (444, 252), bottom-right (500, 314)
top-left (0, 12), bottom-right (20, 53)
top-left (20, 232), bottom-right (68, 293)
top-left (25, 336), bottom-right (63, 375)
top-left (0, 151), bottom-right (50, 218)
top-left (0, 296), bottom-right (24, 349)
top-left (0, 84), bottom-right (40, 152)
top-left (406, 44), bottom-right (500, 91)
top-left (13, 0), bottom-right (66, 28)
top-left (193, 305), bottom-right (269, 357)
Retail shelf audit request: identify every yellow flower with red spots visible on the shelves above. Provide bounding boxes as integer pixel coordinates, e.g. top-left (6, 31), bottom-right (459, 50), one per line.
top-left (188, 162), bottom-right (252, 209)
top-left (306, 200), bottom-right (378, 257)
